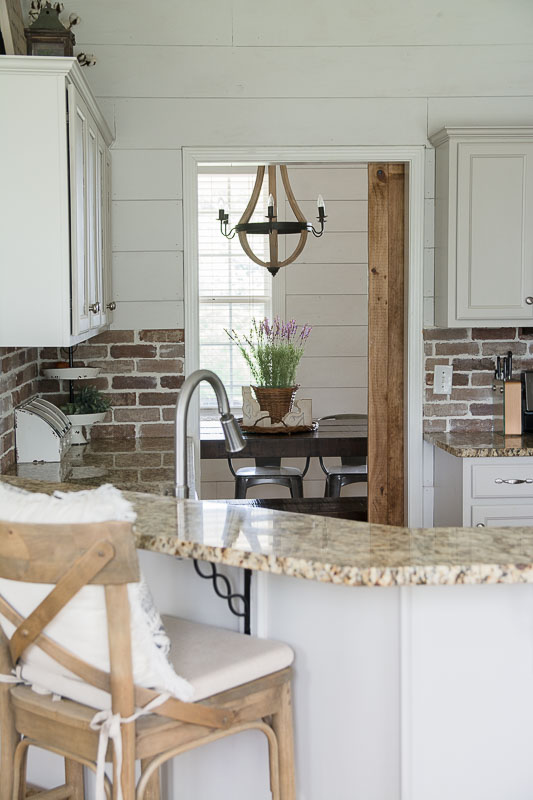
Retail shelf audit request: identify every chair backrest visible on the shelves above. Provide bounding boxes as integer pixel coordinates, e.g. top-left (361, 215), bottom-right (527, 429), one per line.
top-left (254, 457), bottom-right (282, 468)
top-left (318, 413), bottom-right (368, 423)
top-left (0, 519), bottom-right (139, 796)
top-left (227, 456), bottom-right (283, 475)
top-left (0, 519), bottom-right (139, 586)
top-left (318, 414), bottom-right (368, 469)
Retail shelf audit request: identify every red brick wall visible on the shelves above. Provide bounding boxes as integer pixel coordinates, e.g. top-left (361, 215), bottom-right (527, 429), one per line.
top-left (0, 347), bottom-right (39, 472)
top-left (39, 329), bottom-right (184, 439)
top-left (424, 327), bottom-right (533, 432)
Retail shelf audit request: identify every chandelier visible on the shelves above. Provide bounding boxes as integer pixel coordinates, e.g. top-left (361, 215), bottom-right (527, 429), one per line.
top-left (217, 165), bottom-right (327, 276)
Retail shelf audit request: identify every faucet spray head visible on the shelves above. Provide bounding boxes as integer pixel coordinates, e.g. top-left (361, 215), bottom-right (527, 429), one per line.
top-left (220, 413), bottom-right (245, 453)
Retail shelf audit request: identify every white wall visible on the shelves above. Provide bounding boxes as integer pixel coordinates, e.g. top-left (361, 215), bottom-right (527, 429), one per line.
top-left (282, 164), bottom-right (369, 419)
top-left (24, 0), bottom-right (532, 335)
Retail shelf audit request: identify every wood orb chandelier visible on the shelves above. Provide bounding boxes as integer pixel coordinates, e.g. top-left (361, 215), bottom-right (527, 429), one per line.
top-left (218, 165), bottom-right (326, 276)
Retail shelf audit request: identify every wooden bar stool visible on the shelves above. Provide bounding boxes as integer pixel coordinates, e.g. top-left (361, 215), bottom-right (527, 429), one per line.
top-left (0, 518), bottom-right (296, 800)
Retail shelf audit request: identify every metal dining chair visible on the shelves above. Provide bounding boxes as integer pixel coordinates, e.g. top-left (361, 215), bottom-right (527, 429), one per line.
top-left (318, 414), bottom-right (368, 498)
top-left (228, 457), bottom-right (311, 499)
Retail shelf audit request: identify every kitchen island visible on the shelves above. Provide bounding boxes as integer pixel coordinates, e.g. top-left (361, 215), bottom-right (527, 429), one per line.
top-left (2, 474), bottom-right (533, 800)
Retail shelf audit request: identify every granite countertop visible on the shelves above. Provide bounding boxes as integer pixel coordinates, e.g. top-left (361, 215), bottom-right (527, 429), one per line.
top-left (425, 431), bottom-right (533, 458)
top-left (3, 474), bottom-right (533, 588)
top-left (5, 438), bottom-right (177, 495)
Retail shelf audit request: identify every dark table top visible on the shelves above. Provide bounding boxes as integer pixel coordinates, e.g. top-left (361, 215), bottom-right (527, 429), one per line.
top-left (223, 497), bottom-right (368, 521)
top-left (200, 419), bottom-right (368, 459)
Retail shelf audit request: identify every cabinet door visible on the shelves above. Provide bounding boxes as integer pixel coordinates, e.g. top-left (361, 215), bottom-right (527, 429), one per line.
top-left (86, 117), bottom-right (102, 330)
top-left (98, 137), bottom-right (113, 327)
top-left (68, 84), bottom-right (91, 336)
top-left (94, 133), bottom-right (108, 327)
top-left (471, 504), bottom-right (533, 527)
top-left (455, 142), bottom-right (533, 322)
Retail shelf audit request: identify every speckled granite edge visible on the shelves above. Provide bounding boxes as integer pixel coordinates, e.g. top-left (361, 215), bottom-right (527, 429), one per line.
top-left (424, 432), bottom-right (533, 458)
top-left (134, 531), bottom-right (533, 587)
top-left (4, 474), bottom-right (533, 588)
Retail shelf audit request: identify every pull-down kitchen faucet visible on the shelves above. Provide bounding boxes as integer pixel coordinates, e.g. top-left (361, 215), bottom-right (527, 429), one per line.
top-left (174, 369), bottom-right (245, 499)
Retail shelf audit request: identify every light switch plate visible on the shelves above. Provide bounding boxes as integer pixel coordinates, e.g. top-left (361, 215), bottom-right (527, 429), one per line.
top-left (434, 365), bottom-right (453, 394)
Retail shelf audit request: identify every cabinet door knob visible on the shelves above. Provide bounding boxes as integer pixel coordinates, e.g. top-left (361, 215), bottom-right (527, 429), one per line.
top-left (476, 523), bottom-right (485, 527)
top-left (526, 297), bottom-right (533, 305)
top-left (106, 301), bottom-right (116, 311)
top-left (89, 302), bottom-right (100, 313)
top-left (494, 478), bottom-right (533, 485)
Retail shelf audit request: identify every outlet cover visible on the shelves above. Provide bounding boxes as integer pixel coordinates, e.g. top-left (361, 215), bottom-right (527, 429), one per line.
top-left (434, 365), bottom-right (453, 394)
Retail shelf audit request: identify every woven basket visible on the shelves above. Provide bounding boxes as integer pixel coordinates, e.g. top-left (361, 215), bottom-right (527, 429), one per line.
top-left (252, 385), bottom-right (298, 423)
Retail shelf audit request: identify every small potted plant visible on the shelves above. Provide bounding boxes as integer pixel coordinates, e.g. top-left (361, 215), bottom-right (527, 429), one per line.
top-left (226, 317), bottom-right (311, 422)
top-left (62, 386), bottom-right (111, 444)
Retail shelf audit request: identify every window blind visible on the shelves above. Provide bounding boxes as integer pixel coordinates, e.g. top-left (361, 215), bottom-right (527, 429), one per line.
top-left (198, 171), bottom-right (272, 411)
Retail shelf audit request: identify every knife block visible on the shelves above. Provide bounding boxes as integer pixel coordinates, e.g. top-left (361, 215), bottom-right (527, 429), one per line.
top-left (493, 380), bottom-right (522, 435)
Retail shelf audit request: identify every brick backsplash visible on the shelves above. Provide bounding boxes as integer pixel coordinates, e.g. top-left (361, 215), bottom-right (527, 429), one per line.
top-left (0, 347), bottom-right (39, 472)
top-left (423, 327), bottom-right (533, 432)
top-left (3, 326), bottom-right (529, 473)
top-left (39, 329), bottom-right (184, 439)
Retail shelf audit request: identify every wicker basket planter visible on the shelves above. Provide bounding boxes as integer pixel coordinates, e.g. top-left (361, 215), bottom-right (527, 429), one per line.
top-left (252, 385), bottom-right (298, 423)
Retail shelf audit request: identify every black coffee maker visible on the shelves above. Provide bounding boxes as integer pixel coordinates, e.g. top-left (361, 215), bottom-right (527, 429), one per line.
top-left (521, 372), bottom-right (533, 432)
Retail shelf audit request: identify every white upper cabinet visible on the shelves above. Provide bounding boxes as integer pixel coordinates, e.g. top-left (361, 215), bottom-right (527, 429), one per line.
top-left (0, 57), bottom-right (114, 347)
top-left (430, 127), bottom-right (533, 327)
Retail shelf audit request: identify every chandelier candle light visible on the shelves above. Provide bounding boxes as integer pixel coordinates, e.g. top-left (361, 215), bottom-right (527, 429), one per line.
top-left (218, 165), bottom-right (327, 276)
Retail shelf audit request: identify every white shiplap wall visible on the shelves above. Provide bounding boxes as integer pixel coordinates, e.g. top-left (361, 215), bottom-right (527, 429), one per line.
top-left (284, 164), bottom-right (369, 419)
top-left (18, 0), bottom-right (533, 332)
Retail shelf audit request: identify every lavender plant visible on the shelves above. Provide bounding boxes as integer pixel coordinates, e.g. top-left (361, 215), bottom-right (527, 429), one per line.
top-left (226, 317), bottom-right (312, 388)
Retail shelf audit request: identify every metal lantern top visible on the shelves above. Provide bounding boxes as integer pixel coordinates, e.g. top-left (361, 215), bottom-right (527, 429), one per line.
top-left (25, 2), bottom-right (75, 56)
top-left (218, 165), bottom-right (327, 276)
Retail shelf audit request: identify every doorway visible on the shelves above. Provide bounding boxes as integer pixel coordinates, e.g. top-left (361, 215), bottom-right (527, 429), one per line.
top-left (183, 146), bottom-right (424, 526)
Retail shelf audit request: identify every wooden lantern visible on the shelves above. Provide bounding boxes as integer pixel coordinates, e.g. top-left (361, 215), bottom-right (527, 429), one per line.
top-left (25, 1), bottom-right (74, 56)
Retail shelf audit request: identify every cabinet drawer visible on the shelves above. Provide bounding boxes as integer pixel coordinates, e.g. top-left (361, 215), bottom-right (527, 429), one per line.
top-left (471, 504), bottom-right (533, 527)
top-left (471, 463), bottom-right (533, 499)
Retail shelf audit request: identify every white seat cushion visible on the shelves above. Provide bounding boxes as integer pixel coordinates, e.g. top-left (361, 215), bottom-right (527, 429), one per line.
top-left (163, 616), bottom-right (294, 701)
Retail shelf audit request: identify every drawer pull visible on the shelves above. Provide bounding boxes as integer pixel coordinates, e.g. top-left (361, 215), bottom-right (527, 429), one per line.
top-left (494, 478), bottom-right (533, 485)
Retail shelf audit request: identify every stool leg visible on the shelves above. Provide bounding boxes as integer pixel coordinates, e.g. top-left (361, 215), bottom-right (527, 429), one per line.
top-left (140, 760), bottom-right (160, 800)
top-left (326, 475), bottom-right (343, 498)
top-left (271, 681), bottom-right (296, 800)
top-left (289, 478), bottom-right (303, 498)
top-left (235, 477), bottom-right (248, 499)
top-left (65, 759), bottom-right (84, 800)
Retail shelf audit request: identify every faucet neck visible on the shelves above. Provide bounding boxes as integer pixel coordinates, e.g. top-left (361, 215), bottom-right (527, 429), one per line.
top-left (174, 369), bottom-right (234, 499)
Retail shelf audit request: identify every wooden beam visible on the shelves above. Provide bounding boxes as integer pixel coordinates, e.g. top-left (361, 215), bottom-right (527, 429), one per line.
top-left (367, 164), bottom-right (405, 525)
top-left (368, 164), bottom-right (389, 524)
top-left (387, 164), bottom-right (405, 526)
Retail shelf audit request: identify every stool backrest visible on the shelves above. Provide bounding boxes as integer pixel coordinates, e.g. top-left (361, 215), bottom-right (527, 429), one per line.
top-left (0, 518), bottom-right (139, 798)
top-left (0, 519), bottom-right (139, 585)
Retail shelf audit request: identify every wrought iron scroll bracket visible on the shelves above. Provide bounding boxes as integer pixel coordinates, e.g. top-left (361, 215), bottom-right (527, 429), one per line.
top-left (192, 561), bottom-right (252, 635)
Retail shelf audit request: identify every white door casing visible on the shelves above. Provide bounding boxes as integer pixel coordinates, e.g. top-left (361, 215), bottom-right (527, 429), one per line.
top-left (183, 145), bottom-right (425, 528)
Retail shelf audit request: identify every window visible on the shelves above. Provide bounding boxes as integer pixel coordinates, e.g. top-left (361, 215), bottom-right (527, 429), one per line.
top-left (197, 169), bottom-right (272, 413)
